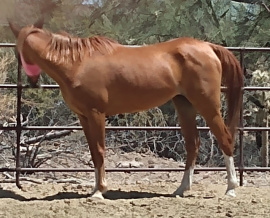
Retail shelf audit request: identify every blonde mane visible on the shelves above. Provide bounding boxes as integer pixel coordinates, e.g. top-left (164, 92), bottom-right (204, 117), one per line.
top-left (45, 31), bottom-right (120, 64)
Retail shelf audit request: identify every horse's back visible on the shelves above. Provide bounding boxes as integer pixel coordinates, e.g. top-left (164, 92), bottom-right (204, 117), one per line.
top-left (64, 37), bottom-right (222, 116)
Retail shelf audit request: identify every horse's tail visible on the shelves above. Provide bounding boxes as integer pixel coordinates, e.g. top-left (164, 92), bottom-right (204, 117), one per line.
top-left (209, 43), bottom-right (243, 138)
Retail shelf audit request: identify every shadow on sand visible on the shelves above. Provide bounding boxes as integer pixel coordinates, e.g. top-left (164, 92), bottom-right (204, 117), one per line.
top-left (0, 189), bottom-right (174, 201)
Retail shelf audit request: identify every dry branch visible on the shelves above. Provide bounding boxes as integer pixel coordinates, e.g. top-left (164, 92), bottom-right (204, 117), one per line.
top-left (0, 176), bottom-right (43, 184)
top-left (23, 130), bottom-right (75, 145)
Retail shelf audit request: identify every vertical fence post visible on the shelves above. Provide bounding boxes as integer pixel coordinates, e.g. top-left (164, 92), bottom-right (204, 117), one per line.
top-left (239, 50), bottom-right (245, 186)
top-left (15, 53), bottom-right (22, 189)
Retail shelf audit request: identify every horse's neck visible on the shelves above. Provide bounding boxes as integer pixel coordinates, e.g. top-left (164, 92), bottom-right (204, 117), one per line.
top-left (24, 33), bottom-right (75, 86)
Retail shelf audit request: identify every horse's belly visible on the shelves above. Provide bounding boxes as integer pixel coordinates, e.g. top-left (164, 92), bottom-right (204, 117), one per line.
top-left (105, 87), bottom-right (177, 115)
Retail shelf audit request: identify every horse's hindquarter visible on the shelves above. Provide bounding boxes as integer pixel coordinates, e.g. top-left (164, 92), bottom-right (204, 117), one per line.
top-left (75, 46), bottom-right (182, 115)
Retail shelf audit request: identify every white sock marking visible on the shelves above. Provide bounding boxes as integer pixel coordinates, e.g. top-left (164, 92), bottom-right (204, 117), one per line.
top-left (174, 167), bottom-right (194, 196)
top-left (223, 153), bottom-right (238, 197)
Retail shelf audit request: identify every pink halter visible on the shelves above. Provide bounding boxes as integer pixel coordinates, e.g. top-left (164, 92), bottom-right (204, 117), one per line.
top-left (20, 53), bottom-right (41, 77)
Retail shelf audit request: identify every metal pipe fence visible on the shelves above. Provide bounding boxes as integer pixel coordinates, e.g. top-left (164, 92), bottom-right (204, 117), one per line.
top-left (0, 43), bottom-right (270, 188)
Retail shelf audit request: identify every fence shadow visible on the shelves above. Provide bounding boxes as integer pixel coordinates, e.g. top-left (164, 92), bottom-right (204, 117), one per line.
top-left (0, 189), bottom-right (28, 201)
top-left (0, 189), bottom-right (173, 201)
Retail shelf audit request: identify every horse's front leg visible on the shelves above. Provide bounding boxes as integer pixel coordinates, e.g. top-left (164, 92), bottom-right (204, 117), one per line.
top-left (78, 111), bottom-right (107, 199)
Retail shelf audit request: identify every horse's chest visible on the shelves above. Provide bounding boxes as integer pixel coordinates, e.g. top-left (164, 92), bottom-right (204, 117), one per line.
top-left (61, 93), bottom-right (84, 115)
top-left (60, 86), bottom-right (107, 115)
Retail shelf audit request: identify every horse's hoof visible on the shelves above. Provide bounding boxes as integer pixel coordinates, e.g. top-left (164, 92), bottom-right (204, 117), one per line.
top-left (173, 189), bottom-right (184, 197)
top-left (90, 190), bottom-right (104, 200)
top-left (225, 189), bottom-right (236, 197)
top-left (173, 193), bottom-right (184, 198)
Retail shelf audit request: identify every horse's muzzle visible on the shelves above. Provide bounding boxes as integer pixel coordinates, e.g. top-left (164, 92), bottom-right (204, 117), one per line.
top-left (27, 75), bottom-right (40, 88)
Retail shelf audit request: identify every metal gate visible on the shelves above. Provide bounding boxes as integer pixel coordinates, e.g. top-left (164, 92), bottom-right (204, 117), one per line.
top-left (0, 43), bottom-right (270, 188)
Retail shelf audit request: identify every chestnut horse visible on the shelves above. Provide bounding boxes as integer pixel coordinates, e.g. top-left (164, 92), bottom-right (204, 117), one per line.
top-left (9, 19), bottom-right (243, 199)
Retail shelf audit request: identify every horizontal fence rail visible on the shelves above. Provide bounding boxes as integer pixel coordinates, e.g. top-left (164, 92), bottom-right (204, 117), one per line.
top-left (2, 126), bottom-right (270, 131)
top-left (1, 167), bottom-right (270, 173)
top-left (0, 43), bottom-right (270, 189)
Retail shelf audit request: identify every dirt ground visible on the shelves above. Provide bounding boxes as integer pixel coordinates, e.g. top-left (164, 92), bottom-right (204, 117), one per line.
top-left (1, 151), bottom-right (270, 218)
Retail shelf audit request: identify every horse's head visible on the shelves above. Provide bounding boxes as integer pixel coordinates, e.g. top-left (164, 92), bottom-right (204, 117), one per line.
top-left (9, 17), bottom-right (44, 87)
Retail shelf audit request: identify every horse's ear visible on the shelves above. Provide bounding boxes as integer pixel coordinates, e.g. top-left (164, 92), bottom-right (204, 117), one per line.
top-left (34, 16), bottom-right (44, 29)
top-left (8, 19), bottom-right (20, 38)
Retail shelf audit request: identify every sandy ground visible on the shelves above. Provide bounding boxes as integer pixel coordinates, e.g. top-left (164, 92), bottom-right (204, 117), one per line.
top-left (1, 151), bottom-right (270, 218)
top-left (1, 182), bottom-right (270, 218)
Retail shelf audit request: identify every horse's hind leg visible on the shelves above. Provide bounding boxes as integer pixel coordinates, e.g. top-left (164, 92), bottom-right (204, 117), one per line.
top-left (202, 111), bottom-right (238, 197)
top-left (172, 95), bottom-right (200, 197)
top-left (78, 112), bottom-right (107, 199)
top-left (190, 93), bottom-right (238, 197)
